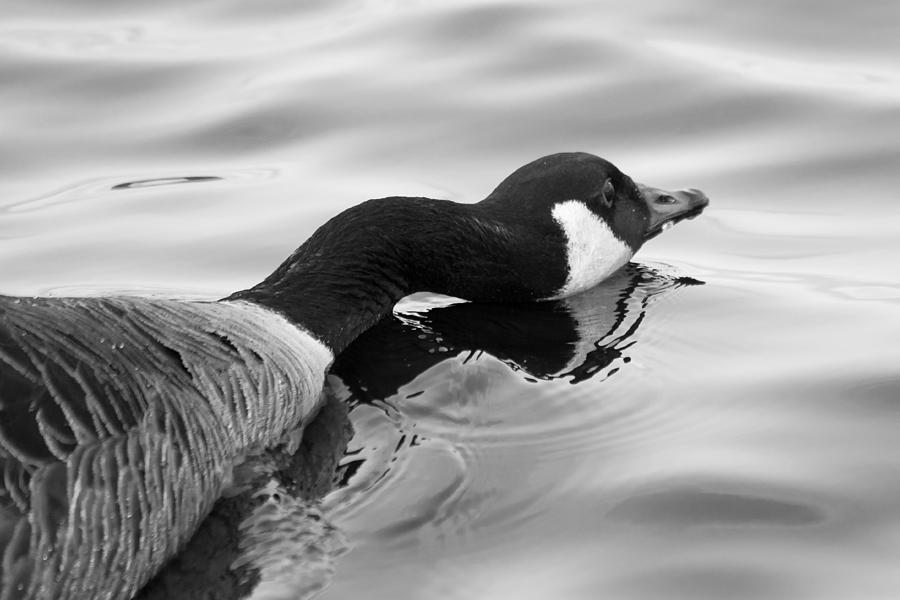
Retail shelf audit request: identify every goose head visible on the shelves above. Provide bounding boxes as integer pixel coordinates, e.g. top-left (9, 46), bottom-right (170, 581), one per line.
top-left (231, 152), bottom-right (709, 352)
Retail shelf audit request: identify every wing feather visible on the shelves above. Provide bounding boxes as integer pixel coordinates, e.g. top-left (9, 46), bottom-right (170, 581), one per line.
top-left (0, 296), bottom-right (330, 600)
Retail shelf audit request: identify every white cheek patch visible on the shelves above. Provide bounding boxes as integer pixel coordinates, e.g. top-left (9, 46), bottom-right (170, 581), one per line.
top-left (548, 200), bottom-right (633, 299)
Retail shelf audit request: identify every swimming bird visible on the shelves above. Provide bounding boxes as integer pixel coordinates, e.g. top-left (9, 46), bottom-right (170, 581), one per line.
top-left (0, 152), bottom-right (708, 600)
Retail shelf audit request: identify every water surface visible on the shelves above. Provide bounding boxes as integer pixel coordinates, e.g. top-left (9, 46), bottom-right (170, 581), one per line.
top-left (2, 1), bottom-right (899, 599)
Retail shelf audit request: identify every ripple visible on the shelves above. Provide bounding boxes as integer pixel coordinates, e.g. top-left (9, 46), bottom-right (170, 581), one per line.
top-left (650, 39), bottom-right (900, 104)
top-left (325, 267), bottom-right (717, 547)
top-left (401, 362), bottom-right (700, 459)
top-left (4, 2), bottom-right (900, 599)
top-left (324, 400), bottom-right (483, 552)
top-left (610, 562), bottom-right (795, 600)
top-left (0, 25), bottom-right (145, 57)
top-left (34, 283), bottom-right (221, 299)
top-left (326, 352), bottom-right (715, 549)
top-left (831, 285), bottom-right (900, 301)
top-left (608, 486), bottom-right (826, 528)
top-left (2, 165), bottom-right (282, 213)
top-left (111, 176), bottom-right (222, 190)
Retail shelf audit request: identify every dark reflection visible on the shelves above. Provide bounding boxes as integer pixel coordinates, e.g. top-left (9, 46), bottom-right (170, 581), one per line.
top-left (137, 263), bottom-right (701, 600)
top-left (332, 263), bottom-right (703, 403)
top-left (111, 176), bottom-right (223, 190)
top-left (136, 392), bottom-right (353, 600)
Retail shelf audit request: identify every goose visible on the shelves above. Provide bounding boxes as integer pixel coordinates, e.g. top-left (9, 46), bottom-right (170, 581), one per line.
top-left (0, 152), bottom-right (708, 600)
top-left (142, 265), bottom-right (701, 599)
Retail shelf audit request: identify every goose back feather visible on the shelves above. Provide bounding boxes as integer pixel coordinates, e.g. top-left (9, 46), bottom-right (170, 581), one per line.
top-left (0, 295), bottom-right (331, 600)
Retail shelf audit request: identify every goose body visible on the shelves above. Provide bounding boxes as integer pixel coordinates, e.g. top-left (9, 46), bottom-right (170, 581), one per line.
top-left (0, 297), bottom-right (330, 599)
top-left (0, 152), bottom-right (708, 599)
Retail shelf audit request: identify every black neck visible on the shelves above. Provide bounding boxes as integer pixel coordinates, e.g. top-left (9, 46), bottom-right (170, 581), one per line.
top-left (226, 197), bottom-right (566, 354)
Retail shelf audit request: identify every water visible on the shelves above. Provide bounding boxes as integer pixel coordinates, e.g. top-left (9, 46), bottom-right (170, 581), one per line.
top-left (2, 1), bottom-right (899, 598)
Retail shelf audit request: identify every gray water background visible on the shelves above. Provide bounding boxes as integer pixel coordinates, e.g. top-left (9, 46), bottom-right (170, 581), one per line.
top-left (2, 1), bottom-right (900, 599)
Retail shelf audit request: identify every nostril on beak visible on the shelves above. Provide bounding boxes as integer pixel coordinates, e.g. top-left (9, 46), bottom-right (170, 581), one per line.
top-left (686, 188), bottom-right (710, 206)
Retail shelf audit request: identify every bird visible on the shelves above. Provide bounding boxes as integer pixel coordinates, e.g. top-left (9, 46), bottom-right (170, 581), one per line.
top-left (0, 152), bottom-right (708, 600)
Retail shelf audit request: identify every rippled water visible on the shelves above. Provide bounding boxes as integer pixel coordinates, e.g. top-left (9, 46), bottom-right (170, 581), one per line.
top-left (3, 1), bottom-right (900, 599)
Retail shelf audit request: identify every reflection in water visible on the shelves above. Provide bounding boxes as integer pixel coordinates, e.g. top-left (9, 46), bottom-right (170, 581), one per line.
top-left (333, 263), bottom-right (702, 399)
top-left (326, 263), bottom-right (701, 551)
top-left (136, 392), bottom-right (352, 600)
top-left (143, 263), bottom-right (698, 600)
top-left (3, 0), bottom-right (898, 597)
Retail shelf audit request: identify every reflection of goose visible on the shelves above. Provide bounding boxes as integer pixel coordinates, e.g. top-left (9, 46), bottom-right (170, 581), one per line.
top-left (0, 152), bottom-right (708, 599)
top-left (333, 264), bottom-right (704, 402)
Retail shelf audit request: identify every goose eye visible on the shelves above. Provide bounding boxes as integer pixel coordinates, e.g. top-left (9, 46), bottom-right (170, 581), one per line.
top-left (598, 179), bottom-right (615, 208)
top-left (655, 195), bottom-right (677, 205)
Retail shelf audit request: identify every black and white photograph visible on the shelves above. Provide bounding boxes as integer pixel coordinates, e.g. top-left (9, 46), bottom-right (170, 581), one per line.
top-left (1, 1), bottom-right (898, 599)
